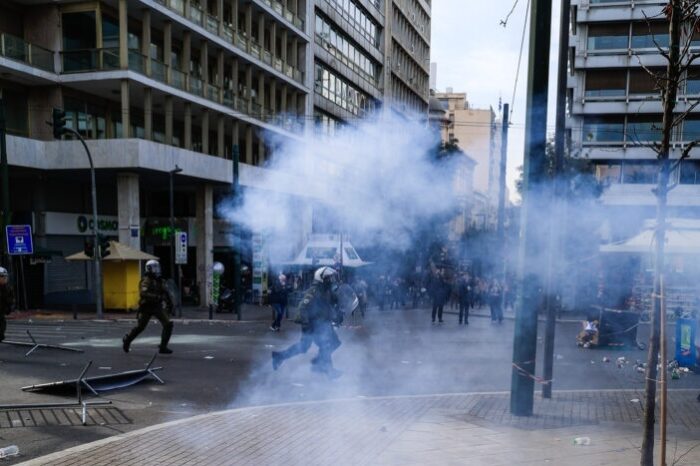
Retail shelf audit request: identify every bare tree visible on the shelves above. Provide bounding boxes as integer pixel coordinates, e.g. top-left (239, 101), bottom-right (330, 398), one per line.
top-left (639, 2), bottom-right (700, 465)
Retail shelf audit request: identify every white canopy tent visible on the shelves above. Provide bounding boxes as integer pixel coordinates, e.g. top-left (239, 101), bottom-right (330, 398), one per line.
top-left (281, 234), bottom-right (371, 268)
top-left (600, 218), bottom-right (700, 255)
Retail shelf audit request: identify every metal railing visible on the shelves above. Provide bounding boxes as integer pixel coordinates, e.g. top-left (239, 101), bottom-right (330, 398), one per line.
top-left (128, 49), bottom-right (146, 74)
top-left (154, 0), bottom-right (305, 85)
top-left (189, 75), bottom-right (204, 96)
top-left (171, 67), bottom-right (187, 90)
top-left (60, 48), bottom-right (119, 73)
top-left (0, 32), bottom-right (55, 73)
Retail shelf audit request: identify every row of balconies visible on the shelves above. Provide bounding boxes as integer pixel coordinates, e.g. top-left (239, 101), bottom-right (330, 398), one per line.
top-left (1, 33), bottom-right (304, 133)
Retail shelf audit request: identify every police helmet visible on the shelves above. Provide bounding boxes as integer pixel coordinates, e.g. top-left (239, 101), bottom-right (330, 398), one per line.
top-left (0, 267), bottom-right (7, 278)
top-left (313, 266), bottom-right (337, 284)
top-left (145, 260), bottom-right (161, 277)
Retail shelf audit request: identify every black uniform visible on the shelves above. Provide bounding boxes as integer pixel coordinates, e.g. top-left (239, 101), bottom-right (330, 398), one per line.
top-left (0, 283), bottom-right (16, 342)
top-left (123, 275), bottom-right (174, 353)
top-left (272, 282), bottom-right (341, 376)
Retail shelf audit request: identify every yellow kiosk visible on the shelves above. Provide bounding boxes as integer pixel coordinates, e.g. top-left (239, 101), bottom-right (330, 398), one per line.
top-left (66, 241), bottom-right (158, 311)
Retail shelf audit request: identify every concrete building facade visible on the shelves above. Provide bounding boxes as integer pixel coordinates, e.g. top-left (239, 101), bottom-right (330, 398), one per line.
top-left (433, 91), bottom-right (501, 228)
top-left (568, 0), bottom-right (700, 238)
top-left (0, 0), bottom-right (315, 308)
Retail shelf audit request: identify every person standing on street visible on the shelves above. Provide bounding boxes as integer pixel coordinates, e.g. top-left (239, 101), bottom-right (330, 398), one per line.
top-left (430, 270), bottom-right (448, 324)
top-left (269, 273), bottom-right (290, 331)
top-left (123, 260), bottom-right (174, 354)
top-left (0, 267), bottom-right (16, 342)
top-left (488, 279), bottom-right (504, 323)
top-left (272, 266), bottom-right (343, 379)
top-left (458, 273), bottom-right (471, 325)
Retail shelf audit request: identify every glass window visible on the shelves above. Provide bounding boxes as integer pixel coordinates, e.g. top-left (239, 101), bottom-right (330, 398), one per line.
top-left (63, 11), bottom-right (97, 50)
top-left (585, 70), bottom-right (626, 97)
top-left (687, 68), bottom-right (700, 94)
top-left (627, 116), bottom-right (662, 142)
top-left (682, 118), bottom-right (700, 141)
top-left (680, 161), bottom-right (700, 184)
top-left (0, 85), bottom-right (28, 136)
top-left (631, 21), bottom-right (669, 49)
top-left (588, 23), bottom-right (629, 50)
top-left (622, 163), bottom-right (657, 184)
top-left (102, 16), bottom-right (119, 49)
top-left (582, 117), bottom-right (624, 142)
top-left (629, 68), bottom-right (661, 95)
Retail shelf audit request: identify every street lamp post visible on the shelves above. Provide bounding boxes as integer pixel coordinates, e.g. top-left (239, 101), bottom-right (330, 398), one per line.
top-left (169, 165), bottom-right (183, 317)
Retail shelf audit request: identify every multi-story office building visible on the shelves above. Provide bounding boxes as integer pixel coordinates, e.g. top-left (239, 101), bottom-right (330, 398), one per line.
top-left (0, 0), bottom-right (315, 308)
top-left (311, 0), bottom-right (430, 133)
top-left (434, 90), bottom-right (501, 228)
top-left (569, 0), bottom-right (700, 237)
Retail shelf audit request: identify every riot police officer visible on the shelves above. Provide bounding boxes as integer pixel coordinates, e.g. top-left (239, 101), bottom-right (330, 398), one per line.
top-left (272, 266), bottom-right (342, 378)
top-left (0, 267), bottom-right (15, 342)
top-left (123, 260), bottom-right (174, 354)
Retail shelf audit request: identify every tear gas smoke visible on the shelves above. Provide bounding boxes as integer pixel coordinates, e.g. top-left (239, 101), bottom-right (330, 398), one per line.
top-left (219, 112), bottom-right (463, 262)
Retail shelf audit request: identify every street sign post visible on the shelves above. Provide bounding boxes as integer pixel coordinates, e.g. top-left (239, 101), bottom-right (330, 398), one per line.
top-left (5, 225), bottom-right (33, 255)
top-left (175, 231), bottom-right (187, 265)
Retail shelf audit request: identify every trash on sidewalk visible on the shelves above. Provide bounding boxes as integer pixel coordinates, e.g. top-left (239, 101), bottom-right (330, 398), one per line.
top-left (0, 445), bottom-right (19, 459)
top-left (602, 357), bottom-right (610, 363)
top-left (573, 437), bottom-right (591, 446)
top-left (630, 399), bottom-right (640, 403)
top-left (2, 330), bottom-right (84, 357)
top-left (204, 356), bottom-right (214, 360)
top-left (555, 354), bottom-right (564, 360)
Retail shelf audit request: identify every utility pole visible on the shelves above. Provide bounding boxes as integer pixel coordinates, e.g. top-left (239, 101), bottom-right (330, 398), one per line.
top-left (542, 0), bottom-right (571, 400)
top-left (510, 0), bottom-right (553, 416)
top-left (497, 103), bottom-right (510, 288)
top-left (169, 165), bottom-right (183, 317)
top-left (232, 144), bottom-right (242, 321)
top-left (0, 99), bottom-right (10, 271)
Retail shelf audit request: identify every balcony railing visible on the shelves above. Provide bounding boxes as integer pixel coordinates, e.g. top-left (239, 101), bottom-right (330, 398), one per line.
top-left (0, 32), bottom-right (55, 73)
top-left (206, 82), bottom-right (220, 102)
top-left (61, 48), bottom-right (119, 73)
top-left (154, 0), bottom-right (305, 85)
top-left (128, 49), bottom-right (146, 74)
top-left (151, 58), bottom-right (168, 83)
top-left (171, 67), bottom-right (187, 90)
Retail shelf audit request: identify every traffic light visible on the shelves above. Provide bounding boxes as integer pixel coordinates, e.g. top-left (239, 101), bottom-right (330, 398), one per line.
top-left (99, 235), bottom-right (111, 259)
top-left (52, 108), bottom-right (67, 139)
top-left (84, 238), bottom-right (95, 258)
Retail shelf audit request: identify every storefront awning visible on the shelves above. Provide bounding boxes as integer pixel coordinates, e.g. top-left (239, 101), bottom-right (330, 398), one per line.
top-left (65, 241), bottom-right (158, 261)
top-left (600, 218), bottom-right (700, 255)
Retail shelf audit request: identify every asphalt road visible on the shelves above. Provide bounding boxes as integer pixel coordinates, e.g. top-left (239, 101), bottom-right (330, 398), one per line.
top-left (0, 306), bottom-right (697, 463)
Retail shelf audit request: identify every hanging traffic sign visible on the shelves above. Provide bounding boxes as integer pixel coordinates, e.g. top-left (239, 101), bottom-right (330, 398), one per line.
top-left (6, 225), bottom-right (34, 255)
top-left (175, 231), bottom-right (188, 264)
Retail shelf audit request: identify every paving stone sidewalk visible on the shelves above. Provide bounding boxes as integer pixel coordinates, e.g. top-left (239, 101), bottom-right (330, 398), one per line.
top-left (15, 390), bottom-right (700, 466)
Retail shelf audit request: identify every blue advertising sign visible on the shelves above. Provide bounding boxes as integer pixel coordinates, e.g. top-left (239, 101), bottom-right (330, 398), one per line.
top-left (675, 318), bottom-right (697, 368)
top-left (5, 225), bottom-right (34, 255)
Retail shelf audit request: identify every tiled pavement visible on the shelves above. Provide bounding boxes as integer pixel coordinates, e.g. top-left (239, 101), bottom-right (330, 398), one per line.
top-left (16, 390), bottom-right (700, 466)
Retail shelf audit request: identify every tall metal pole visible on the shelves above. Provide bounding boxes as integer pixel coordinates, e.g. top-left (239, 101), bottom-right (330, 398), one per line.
top-left (510, 0), bottom-right (553, 416)
top-left (659, 274), bottom-right (667, 466)
top-left (542, 0), bottom-right (571, 400)
top-left (169, 166), bottom-right (182, 317)
top-left (0, 99), bottom-right (10, 271)
top-left (232, 144), bottom-right (242, 320)
top-left (497, 103), bottom-right (510, 307)
top-left (67, 130), bottom-right (104, 319)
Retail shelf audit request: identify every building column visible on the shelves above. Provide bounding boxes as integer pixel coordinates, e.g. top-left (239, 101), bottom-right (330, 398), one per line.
top-left (184, 103), bottom-right (192, 149)
top-left (117, 173), bottom-right (140, 250)
top-left (164, 21), bottom-right (172, 82)
top-left (120, 79), bottom-right (130, 138)
top-left (231, 58), bottom-right (239, 97)
top-left (270, 79), bottom-right (277, 116)
top-left (217, 0), bottom-right (224, 34)
top-left (196, 184), bottom-right (214, 308)
top-left (183, 31), bottom-right (191, 84)
top-left (201, 109), bottom-right (210, 154)
top-left (217, 49), bottom-right (224, 102)
top-left (142, 9), bottom-right (151, 75)
top-left (258, 137), bottom-right (265, 165)
top-left (281, 30), bottom-right (288, 64)
top-left (119, 0), bottom-right (128, 69)
top-left (257, 14), bottom-right (265, 47)
top-left (245, 4), bottom-right (253, 45)
top-left (232, 120), bottom-right (240, 151)
top-left (232, 0), bottom-right (238, 32)
top-left (281, 85), bottom-right (287, 113)
top-left (258, 73), bottom-right (265, 112)
top-left (270, 22), bottom-right (277, 59)
top-left (217, 115), bottom-right (225, 157)
top-left (144, 88), bottom-right (153, 140)
top-left (245, 125), bottom-right (253, 164)
top-left (291, 37), bottom-right (298, 69)
top-left (201, 41), bottom-right (209, 86)
top-left (165, 96), bottom-right (173, 145)
top-left (245, 65), bottom-right (253, 112)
